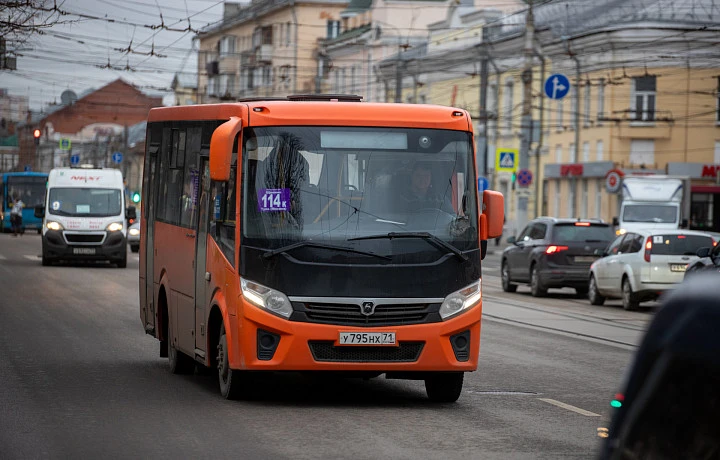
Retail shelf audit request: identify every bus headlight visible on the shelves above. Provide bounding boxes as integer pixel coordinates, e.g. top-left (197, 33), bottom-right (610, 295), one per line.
top-left (46, 221), bottom-right (64, 231)
top-left (241, 278), bottom-right (293, 319)
top-left (439, 281), bottom-right (481, 320)
top-left (106, 222), bottom-right (123, 232)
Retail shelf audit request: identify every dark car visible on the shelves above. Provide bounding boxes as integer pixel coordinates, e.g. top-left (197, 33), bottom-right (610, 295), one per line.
top-left (684, 242), bottom-right (720, 278)
top-left (501, 217), bottom-right (615, 297)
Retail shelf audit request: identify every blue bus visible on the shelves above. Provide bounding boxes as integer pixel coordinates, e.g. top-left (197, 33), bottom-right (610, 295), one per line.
top-left (0, 172), bottom-right (48, 233)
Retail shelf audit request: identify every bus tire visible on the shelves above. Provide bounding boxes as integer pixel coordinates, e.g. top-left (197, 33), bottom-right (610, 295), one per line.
top-left (217, 322), bottom-right (247, 400)
top-left (168, 339), bottom-right (195, 375)
top-left (425, 372), bottom-right (464, 403)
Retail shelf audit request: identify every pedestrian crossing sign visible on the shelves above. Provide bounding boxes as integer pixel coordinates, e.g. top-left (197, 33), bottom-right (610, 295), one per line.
top-left (496, 148), bottom-right (519, 173)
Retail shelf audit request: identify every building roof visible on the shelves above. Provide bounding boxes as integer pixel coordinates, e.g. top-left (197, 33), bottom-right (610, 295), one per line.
top-left (172, 73), bottom-right (198, 90)
top-left (341, 0), bottom-right (372, 15)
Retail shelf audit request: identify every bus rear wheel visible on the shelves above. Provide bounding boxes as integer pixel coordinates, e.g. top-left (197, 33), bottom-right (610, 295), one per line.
top-left (424, 372), bottom-right (464, 403)
top-left (168, 340), bottom-right (195, 375)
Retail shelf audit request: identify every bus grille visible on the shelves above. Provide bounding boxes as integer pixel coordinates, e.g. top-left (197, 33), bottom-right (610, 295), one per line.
top-left (308, 341), bottom-right (424, 362)
top-left (291, 302), bottom-right (441, 327)
top-left (65, 233), bottom-right (104, 243)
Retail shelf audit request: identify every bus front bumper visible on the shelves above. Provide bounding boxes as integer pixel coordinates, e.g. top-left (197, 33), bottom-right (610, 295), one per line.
top-left (42, 230), bottom-right (127, 261)
top-left (228, 302), bottom-right (482, 373)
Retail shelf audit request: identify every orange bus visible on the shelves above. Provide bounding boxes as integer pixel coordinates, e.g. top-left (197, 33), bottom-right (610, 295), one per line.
top-left (139, 95), bottom-right (503, 402)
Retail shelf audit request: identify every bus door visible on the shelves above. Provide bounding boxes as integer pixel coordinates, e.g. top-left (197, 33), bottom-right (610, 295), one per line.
top-left (194, 156), bottom-right (211, 355)
top-left (144, 142), bottom-right (161, 333)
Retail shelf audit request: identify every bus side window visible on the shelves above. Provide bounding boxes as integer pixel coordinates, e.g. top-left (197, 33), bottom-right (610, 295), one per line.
top-left (210, 147), bottom-right (237, 267)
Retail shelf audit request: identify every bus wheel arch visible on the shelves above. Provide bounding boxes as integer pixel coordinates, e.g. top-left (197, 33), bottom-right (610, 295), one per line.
top-left (158, 285), bottom-right (169, 358)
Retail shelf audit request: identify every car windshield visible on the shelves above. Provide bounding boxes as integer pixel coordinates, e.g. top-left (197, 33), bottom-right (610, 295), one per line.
top-left (241, 126), bottom-right (478, 255)
top-left (623, 204), bottom-right (677, 223)
top-left (651, 234), bottom-right (714, 256)
top-left (552, 224), bottom-right (614, 242)
top-left (48, 187), bottom-right (122, 217)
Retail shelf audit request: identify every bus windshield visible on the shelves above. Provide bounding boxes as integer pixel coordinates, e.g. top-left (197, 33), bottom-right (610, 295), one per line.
top-left (241, 126), bottom-right (478, 257)
top-left (7, 176), bottom-right (46, 208)
top-left (48, 188), bottom-right (122, 217)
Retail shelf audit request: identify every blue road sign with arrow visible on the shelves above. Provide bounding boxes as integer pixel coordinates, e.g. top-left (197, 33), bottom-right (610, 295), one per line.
top-left (112, 152), bottom-right (123, 164)
top-left (478, 177), bottom-right (489, 192)
top-left (544, 74), bottom-right (570, 100)
top-left (70, 154), bottom-right (80, 166)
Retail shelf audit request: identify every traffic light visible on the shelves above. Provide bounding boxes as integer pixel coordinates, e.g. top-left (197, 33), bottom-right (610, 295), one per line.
top-left (511, 172), bottom-right (517, 183)
top-left (131, 192), bottom-right (141, 203)
top-left (33, 129), bottom-right (41, 146)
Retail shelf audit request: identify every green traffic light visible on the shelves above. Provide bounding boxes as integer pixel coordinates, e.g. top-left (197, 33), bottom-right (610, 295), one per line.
top-left (610, 400), bottom-right (622, 408)
top-left (511, 173), bottom-right (517, 182)
top-left (132, 192), bottom-right (141, 203)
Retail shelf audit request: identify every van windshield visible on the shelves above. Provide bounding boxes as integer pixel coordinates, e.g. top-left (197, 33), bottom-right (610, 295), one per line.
top-left (623, 204), bottom-right (677, 223)
top-left (48, 188), bottom-right (122, 217)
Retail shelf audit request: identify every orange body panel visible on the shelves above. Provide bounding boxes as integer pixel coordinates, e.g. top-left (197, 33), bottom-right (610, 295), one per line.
top-left (228, 297), bottom-right (483, 372)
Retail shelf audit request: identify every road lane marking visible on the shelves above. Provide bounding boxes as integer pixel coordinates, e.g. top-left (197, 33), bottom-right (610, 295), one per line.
top-left (538, 398), bottom-right (601, 417)
top-left (0, 255), bottom-right (6, 260)
top-left (24, 255), bottom-right (40, 260)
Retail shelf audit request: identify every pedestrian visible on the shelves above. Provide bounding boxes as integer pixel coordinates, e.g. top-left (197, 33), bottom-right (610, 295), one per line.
top-left (10, 196), bottom-right (24, 237)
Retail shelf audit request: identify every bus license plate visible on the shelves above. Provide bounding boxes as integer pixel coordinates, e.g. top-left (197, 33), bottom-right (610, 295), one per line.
top-left (339, 332), bottom-right (396, 346)
top-left (670, 264), bottom-right (687, 272)
top-left (73, 248), bottom-right (96, 255)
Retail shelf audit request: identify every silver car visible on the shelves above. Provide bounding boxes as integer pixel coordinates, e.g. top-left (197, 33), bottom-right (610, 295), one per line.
top-left (127, 219), bottom-right (140, 253)
top-left (588, 229), bottom-right (714, 310)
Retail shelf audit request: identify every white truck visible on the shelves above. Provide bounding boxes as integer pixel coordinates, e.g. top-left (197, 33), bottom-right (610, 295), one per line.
top-left (613, 175), bottom-right (691, 235)
top-left (35, 167), bottom-right (136, 267)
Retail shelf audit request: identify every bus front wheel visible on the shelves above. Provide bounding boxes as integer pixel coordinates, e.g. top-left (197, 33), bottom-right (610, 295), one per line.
top-left (217, 322), bottom-right (251, 400)
top-left (424, 372), bottom-right (464, 403)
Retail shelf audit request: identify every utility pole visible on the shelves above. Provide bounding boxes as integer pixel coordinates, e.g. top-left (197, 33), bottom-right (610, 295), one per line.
top-left (517, 0), bottom-right (535, 232)
top-left (395, 36), bottom-right (403, 103)
top-left (478, 28), bottom-right (490, 179)
top-left (534, 47), bottom-right (546, 216)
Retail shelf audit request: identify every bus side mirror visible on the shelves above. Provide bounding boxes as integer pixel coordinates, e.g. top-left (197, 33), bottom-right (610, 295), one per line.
top-left (480, 190), bottom-right (504, 240)
top-left (209, 116), bottom-right (243, 182)
top-left (34, 206), bottom-right (45, 219)
top-left (126, 205), bottom-right (137, 221)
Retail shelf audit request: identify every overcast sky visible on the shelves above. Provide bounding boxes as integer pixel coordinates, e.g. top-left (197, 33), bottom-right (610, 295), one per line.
top-left (2, 0), bottom-right (228, 113)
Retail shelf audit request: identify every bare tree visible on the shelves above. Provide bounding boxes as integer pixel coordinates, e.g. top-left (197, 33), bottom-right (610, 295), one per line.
top-left (1, 0), bottom-right (60, 69)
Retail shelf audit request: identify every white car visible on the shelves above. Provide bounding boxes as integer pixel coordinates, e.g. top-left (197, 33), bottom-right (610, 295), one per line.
top-left (588, 229), bottom-right (714, 310)
top-left (127, 219), bottom-right (140, 253)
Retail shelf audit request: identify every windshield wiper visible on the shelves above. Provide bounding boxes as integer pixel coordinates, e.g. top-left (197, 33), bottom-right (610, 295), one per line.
top-left (348, 232), bottom-right (469, 262)
top-left (262, 241), bottom-right (391, 260)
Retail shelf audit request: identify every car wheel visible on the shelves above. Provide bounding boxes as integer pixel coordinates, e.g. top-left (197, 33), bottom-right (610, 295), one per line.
top-left (425, 372), bottom-right (464, 403)
top-left (622, 277), bottom-right (639, 311)
top-left (530, 264), bottom-right (546, 297)
top-left (116, 252), bottom-right (127, 268)
top-left (501, 260), bottom-right (517, 293)
top-left (130, 244), bottom-right (139, 253)
top-left (588, 275), bottom-right (605, 306)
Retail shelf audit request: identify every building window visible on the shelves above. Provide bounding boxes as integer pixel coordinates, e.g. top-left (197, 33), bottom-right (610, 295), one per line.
top-left (286, 22), bottom-right (291, 46)
top-left (570, 87), bottom-right (577, 130)
top-left (350, 66), bottom-right (357, 94)
top-left (632, 76), bottom-right (656, 121)
top-left (262, 66), bottom-right (272, 87)
top-left (503, 79), bottom-right (514, 134)
top-left (630, 139), bottom-right (655, 166)
top-left (714, 140), bottom-right (720, 164)
top-left (597, 78), bottom-right (605, 122)
top-left (582, 141), bottom-right (590, 162)
top-left (569, 143), bottom-right (576, 163)
top-left (583, 84), bottom-right (591, 127)
top-left (595, 180), bottom-right (602, 218)
top-left (556, 100), bottom-right (563, 131)
top-left (219, 36), bottom-right (235, 57)
top-left (554, 181), bottom-right (561, 217)
top-left (555, 144), bottom-right (562, 163)
top-left (327, 20), bottom-right (340, 39)
top-left (716, 77), bottom-right (720, 123)
top-left (596, 140), bottom-right (604, 161)
top-left (581, 179), bottom-right (588, 219)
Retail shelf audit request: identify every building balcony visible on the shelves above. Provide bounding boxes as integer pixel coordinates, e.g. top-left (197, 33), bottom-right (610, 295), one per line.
top-left (256, 44), bottom-right (273, 63)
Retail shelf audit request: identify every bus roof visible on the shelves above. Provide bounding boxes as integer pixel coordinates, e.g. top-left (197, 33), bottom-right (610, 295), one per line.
top-left (148, 100), bottom-right (472, 132)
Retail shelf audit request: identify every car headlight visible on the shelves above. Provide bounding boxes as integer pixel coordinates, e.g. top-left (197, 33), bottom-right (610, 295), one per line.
top-left (616, 228), bottom-right (627, 236)
top-left (241, 278), bottom-right (293, 319)
top-left (46, 221), bottom-right (64, 231)
top-left (106, 222), bottom-right (123, 232)
top-left (129, 228), bottom-right (140, 236)
top-left (439, 281), bottom-right (481, 320)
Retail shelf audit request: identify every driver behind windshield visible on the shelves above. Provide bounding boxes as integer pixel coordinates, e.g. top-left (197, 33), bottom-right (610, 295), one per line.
top-left (399, 161), bottom-right (454, 214)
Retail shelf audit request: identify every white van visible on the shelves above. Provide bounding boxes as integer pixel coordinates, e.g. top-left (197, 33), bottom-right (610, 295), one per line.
top-left (37, 167), bottom-right (136, 267)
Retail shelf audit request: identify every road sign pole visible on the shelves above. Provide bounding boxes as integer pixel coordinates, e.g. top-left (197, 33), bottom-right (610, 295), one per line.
top-left (517, 1), bottom-right (535, 235)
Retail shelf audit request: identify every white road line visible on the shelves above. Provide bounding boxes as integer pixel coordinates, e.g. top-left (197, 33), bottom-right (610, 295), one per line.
top-left (24, 255), bottom-right (40, 260)
top-left (0, 255), bottom-right (6, 260)
top-left (538, 398), bottom-right (601, 417)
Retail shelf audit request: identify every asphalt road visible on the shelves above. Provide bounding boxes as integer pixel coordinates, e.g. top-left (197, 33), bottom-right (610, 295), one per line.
top-left (0, 234), bottom-right (645, 459)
